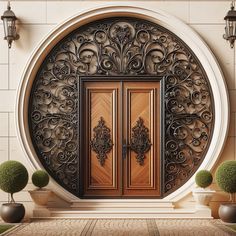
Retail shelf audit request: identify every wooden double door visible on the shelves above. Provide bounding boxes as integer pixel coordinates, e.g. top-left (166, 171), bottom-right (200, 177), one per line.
top-left (80, 79), bottom-right (161, 198)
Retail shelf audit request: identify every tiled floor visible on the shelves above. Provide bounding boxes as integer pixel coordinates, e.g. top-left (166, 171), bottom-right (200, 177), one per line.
top-left (2, 219), bottom-right (235, 236)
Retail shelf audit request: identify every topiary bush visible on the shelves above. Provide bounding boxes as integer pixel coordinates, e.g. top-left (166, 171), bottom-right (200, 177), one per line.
top-left (195, 170), bottom-right (213, 188)
top-left (0, 160), bottom-right (28, 202)
top-left (32, 170), bottom-right (49, 189)
top-left (216, 160), bottom-right (236, 201)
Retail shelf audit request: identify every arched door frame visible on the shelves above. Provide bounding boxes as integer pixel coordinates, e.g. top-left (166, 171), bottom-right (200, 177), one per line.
top-left (16, 5), bottom-right (229, 203)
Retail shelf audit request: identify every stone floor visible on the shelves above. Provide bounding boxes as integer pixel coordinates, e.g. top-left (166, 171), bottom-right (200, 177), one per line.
top-left (2, 219), bottom-right (235, 236)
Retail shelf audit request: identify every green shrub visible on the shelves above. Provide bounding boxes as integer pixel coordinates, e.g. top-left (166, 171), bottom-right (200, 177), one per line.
top-left (195, 170), bottom-right (213, 188)
top-left (0, 160), bottom-right (28, 202)
top-left (32, 170), bottom-right (49, 189)
top-left (215, 160), bottom-right (236, 194)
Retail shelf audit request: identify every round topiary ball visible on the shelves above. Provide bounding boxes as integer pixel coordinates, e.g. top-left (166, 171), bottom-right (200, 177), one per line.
top-left (216, 160), bottom-right (236, 193)
top-left (32, 170), bottom-right (49, 189)
top-left (195, 170), bottom-right (213, 188)
top-left (0, 160), bottom-right (28, 194)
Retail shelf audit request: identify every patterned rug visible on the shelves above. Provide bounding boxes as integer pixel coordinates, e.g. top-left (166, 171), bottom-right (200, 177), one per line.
top-left (3, 219), bottom-right (235, 236)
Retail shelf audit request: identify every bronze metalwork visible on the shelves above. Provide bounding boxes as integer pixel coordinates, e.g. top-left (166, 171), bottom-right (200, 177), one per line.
top-left (29, 17), bottom-right (214, 197)
top-left (130, 117), bottom-right (151, 166)
top-left (90, 117), bottom-right (113, 166)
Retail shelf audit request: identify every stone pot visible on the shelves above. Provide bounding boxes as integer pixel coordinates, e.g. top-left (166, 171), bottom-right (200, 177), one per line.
top-left (29, 189), bottom-right (51, 206)
top-left (0, 203), bottom-right (25, 223)
top-left (219, 203), bottom-right (236, 223)
top-left (192, 188), bottom-right (215, 209)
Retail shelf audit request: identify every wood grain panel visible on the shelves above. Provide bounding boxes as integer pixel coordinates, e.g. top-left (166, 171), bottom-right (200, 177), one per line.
top-left (82, 82), bottom-right (121, 197)
top-left (123, 82), bottom-right (161, 196)
top-left (81, 80), bottom-right (161, 198)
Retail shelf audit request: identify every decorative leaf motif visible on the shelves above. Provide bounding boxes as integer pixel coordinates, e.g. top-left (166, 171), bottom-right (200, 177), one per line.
top-left (130, 117), bottom-right (151, 166)
top-left (90, 117), bottom-right (113, 166)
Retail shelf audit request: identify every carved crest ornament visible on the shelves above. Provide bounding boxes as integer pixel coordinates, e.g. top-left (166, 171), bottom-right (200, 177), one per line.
top-left (29, 17), bottom-right (214, 197)
top-left (130, 117), bottom-right (151, 166)
top-left (90, 117), bottom-right (113, 166)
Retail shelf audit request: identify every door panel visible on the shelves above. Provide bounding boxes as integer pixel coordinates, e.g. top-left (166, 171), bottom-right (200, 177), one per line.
top-left (81, 80), bottom-right (161, 198)
top-left (82, 82), bottom-right (121, 197)
top-left (123, 82), bottom-right (161, 196)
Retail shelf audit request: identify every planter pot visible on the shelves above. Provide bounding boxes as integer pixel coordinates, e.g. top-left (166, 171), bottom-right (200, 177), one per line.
top-left (219, 203), bottom-right (236, 223)
top-left (0, 203), bottom-right (25, 223)
top-left (192, 188), bottom-right (215, 209)
top-left (29, 190), bottom-right (51, 206)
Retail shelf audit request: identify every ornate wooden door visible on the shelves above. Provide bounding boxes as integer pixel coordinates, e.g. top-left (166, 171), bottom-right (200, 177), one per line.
top-left (81, 79), bottom-right (161, 198)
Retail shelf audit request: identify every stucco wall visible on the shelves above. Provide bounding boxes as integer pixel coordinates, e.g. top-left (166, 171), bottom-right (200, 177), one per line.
top-left (0, 0), bottom-right (234, 219)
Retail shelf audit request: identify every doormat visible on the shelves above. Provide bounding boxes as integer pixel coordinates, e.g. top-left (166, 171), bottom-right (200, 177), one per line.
top-left (0, 225), bottom-right (15, 235)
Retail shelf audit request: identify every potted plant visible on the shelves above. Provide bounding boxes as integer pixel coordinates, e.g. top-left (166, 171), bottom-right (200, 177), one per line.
top-left (192, 170), bottom-right (215, 208)
top-left (29, 170), bottom-right (51, 206)
top-left (216, 160), bottom-right (236, 223)
top-left (0, 160), bottom-right (28, 223)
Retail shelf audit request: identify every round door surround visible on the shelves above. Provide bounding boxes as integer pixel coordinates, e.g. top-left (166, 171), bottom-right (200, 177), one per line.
top-left (16, 5), bottom-right (229, 202)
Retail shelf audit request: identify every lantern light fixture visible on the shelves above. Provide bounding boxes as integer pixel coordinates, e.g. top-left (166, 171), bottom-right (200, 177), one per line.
top-left (1, 1), bottom-right (19, 49)
top-left (224, 0), bottom-right (236, 48)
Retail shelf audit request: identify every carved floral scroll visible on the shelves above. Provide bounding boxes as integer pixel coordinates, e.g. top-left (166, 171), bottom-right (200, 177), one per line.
top-left (29, 17), bottom-right (214, 196)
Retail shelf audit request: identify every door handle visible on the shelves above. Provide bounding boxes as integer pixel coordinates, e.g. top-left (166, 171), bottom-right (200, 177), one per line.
top-left (122, 141), bottom-right (130, 159)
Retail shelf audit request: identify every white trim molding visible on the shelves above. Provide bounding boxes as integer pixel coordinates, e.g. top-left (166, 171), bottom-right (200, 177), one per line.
top-left (16, 4), bottom-right (229, 204)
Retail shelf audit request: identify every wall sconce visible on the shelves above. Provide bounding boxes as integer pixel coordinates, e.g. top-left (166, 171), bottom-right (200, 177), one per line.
top-left (224, 1), bottom-right (236, 48)
top-left (1, 1), bottom-right (19, 49)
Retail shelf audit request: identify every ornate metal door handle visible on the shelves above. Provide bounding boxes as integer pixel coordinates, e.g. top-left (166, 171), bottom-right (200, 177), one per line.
top-left (122, 141), bottom-right (130, 159)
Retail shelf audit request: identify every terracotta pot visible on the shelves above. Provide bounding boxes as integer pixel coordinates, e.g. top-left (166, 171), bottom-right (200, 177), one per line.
top-left (192, 188), bottom-right (215, 208)
top-left (29, 190), bottom-right (51, 206)
top-left (0, 203), bottom-right (25, 223)
top-left (219, 203), bottom-right (236, 223)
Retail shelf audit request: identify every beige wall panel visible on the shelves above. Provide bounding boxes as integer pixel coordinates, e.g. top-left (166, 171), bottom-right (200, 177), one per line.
top-left (212, 137), bottom-right (235, 175)
top-left (9, 113), bottom-right (17, 137)
top-left (9, 25), bottom-right (54, 90)
top-left (0, 65), bottom-right (8, 89)
top-left (10, 1), bottom-right (47, 24)
top-left (0, 91), bottom-right (16, 112)
top-left (13, 190), bottom-right (32, 202)
top-left (9, 137), bottom-right (33, 173)
top-left (0, 138), bottom-right (9, 202)
top-left (190, 1), bottom-right (228, 24)
top-left (46, 1), bottom-right (189, 24)
top-left (0, 137), bottom-right (9, 164)
top-left (0, 113), bottom-right (8, 137)
top-left (0, 28), bottom-right (8, 64)
top-left (154, 1), bottom-right (189, 22)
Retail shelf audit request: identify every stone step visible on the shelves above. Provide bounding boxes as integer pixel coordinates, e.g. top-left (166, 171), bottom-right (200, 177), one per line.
top-left (70, 200), bottom-right (174, 210)
top-left (34, 208), bottom-right (213, 219)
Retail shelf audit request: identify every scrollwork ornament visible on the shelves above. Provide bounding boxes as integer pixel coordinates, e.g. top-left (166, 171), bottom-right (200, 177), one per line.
top-left (130, 117), bottom-right (151, 166)
top-left (90, 117), bottom-right (113, 166)
top-left (29, 17), bottom-right (214, 196)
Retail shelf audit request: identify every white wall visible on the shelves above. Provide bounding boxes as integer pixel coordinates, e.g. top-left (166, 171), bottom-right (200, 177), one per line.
top-left (0, 0), bottom-right (234, 219)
